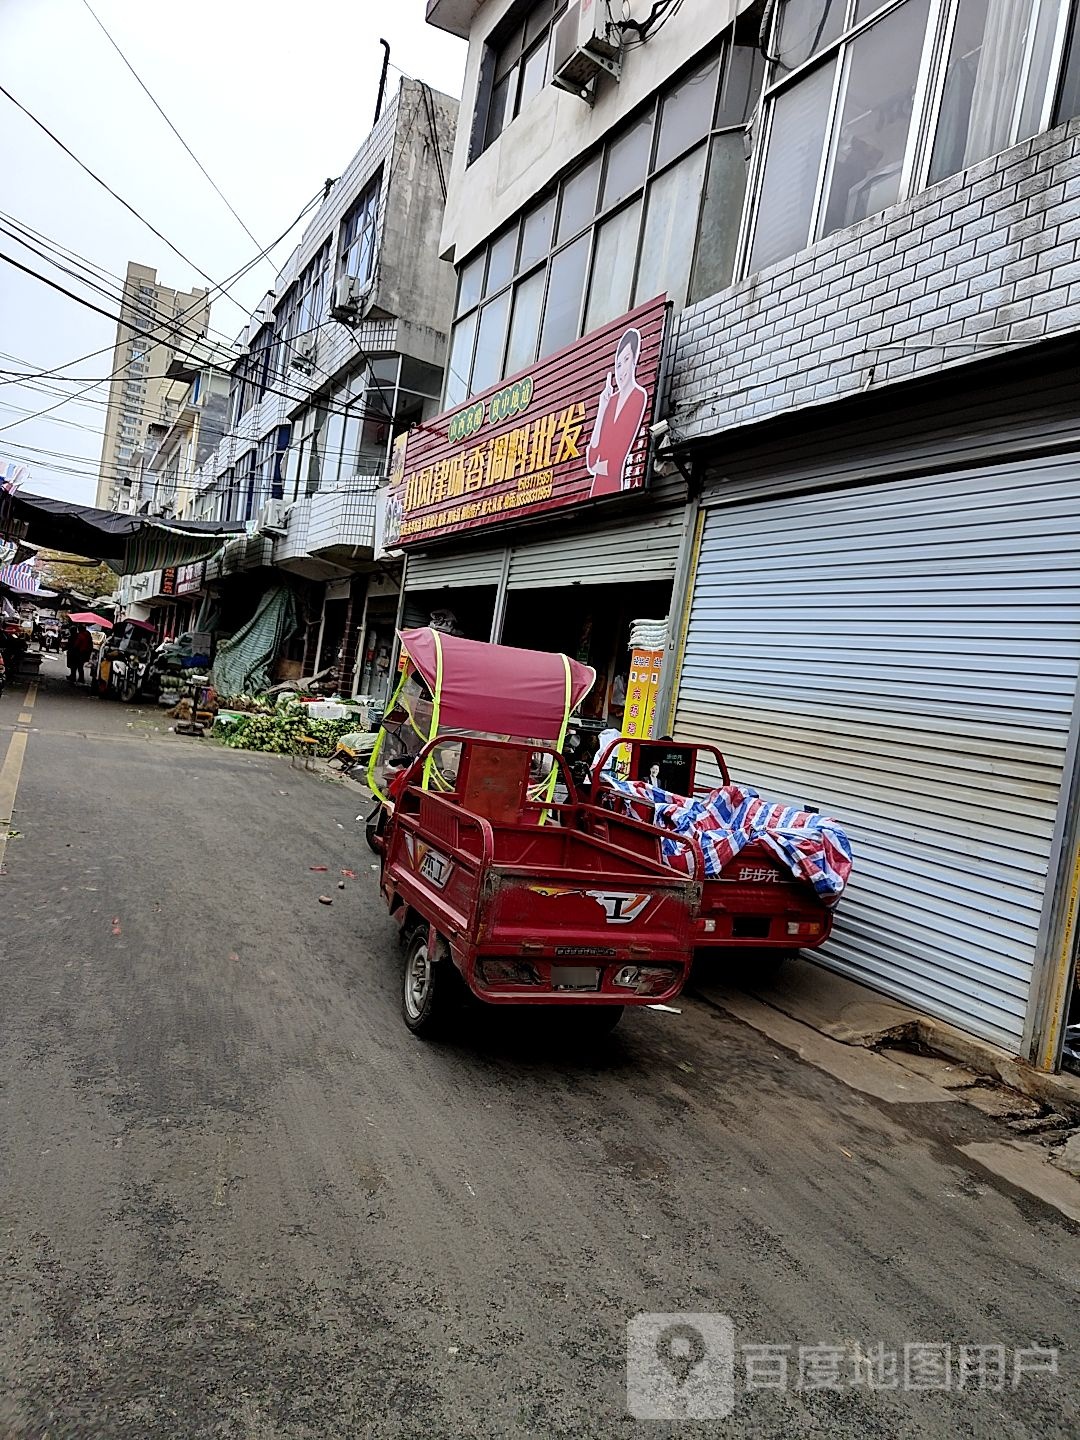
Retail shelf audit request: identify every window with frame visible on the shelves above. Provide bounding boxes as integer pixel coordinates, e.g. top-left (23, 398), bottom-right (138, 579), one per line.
top-left (746, 0), bottom-right (1073, 275)
top-left (283, 406), bottom-right (325, 501)
top-left (272, 282), bottom-right (299, 379)
top-left (297, 241), bottom-right (331, 341)
top-left (340, 173), bottom-right (381, 286)
top-left (447, 37), bottom-right (763, 405)
top-left (475, 0), bottom-right (568, 158)
top-left (248, 324), bottom-right (274, 406)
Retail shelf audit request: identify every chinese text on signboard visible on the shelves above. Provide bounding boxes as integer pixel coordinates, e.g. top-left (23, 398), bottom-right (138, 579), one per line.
top-left (385, 295), bottom-right (667, 549)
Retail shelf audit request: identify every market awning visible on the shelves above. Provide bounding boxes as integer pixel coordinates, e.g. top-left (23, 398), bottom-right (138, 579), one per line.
top-left (0, 560), bottom-right (56, 598)
top-left (0, 490), bottom-right (244, 573)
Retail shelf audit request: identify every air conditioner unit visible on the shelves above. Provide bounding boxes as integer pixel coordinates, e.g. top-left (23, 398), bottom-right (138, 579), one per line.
top-left (551, 0), bottom-right (622, 102)
top-left (290, 335), bottom-right (318, 371)
top-left (330, 271), bottom-right (376, 325)
top-left (256, 499), bottom-right (287, 534)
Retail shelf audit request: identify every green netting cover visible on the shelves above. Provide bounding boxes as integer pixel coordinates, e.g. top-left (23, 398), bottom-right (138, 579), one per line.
top-left (211, 587), bottom-right (299, 698)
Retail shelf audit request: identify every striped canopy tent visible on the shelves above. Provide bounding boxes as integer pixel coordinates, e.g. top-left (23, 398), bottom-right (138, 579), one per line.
top-left (0, 560), bottom-right (56, 599)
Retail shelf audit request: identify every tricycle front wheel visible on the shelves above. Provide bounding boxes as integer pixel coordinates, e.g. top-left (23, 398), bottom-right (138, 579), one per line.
top-left (401, 930), bottom-right (458, 1038)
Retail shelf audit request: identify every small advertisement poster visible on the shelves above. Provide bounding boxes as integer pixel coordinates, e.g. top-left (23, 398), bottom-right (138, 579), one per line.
top-left (175, 561), bottom-right (205, 595)
top-left (386, 295), bottom-right (668, 550)
top-left (621, 646), bottom-right (664, 742)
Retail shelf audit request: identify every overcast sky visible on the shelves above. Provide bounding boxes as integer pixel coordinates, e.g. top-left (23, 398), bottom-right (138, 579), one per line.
top-left (0, 0), bottom-right (466, 505)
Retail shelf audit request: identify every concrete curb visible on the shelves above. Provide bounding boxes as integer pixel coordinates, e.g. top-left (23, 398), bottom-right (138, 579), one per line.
top-left (693, 958), bottom-right (1080, 1120)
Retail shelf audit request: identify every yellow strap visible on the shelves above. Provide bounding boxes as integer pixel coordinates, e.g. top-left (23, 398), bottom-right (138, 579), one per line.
top-left (421, 629), bottom-right (445, 791)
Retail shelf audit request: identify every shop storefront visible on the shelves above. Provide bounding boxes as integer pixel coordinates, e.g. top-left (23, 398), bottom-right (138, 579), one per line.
top-left (391, 297), bottom-right (689, 731)
top-left (667, 338), bottom-right (1080, 1072)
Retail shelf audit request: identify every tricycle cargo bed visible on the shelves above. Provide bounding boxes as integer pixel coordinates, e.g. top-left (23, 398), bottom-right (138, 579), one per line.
top-left (383, 783), bottom-right (699, 1006)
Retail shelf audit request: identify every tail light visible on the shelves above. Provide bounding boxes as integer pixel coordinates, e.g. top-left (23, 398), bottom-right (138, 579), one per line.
top-left (786, 920), bottom-right (823, 938)
top-left (480, 959), bottom-right (540, 986)
top-left (614, 964), bottom-right (678, 996)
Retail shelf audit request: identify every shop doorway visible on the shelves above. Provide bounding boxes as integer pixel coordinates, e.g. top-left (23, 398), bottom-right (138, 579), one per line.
top-left (401, 585), bottom-right (497, 641)
top-left (317, 598), bottom-right (349, 682)
top-left (501, 579), bottom-right (672, 725)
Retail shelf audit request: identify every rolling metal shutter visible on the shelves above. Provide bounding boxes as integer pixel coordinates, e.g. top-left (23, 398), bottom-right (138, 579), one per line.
top-left (674, 453), bottom-right (1080, 1051)
top-left (506, 505), bottom-right (684, 588)
top-left (404, 547), bottom-right (506, 590)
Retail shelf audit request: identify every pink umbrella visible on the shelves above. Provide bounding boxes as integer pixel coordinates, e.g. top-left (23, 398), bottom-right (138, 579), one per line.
top-left (66, 611), bottom-right (113, 629)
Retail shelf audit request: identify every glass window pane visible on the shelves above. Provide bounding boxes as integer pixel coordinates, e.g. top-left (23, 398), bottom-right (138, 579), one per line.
top-left (635, 145), bottom-right (709, 308)
top-left (495, 22), bottom-right (524, 77)
top-left (585, 200), bottom-right (642, 332)
top-left (1019, 0), bottom-right (1068, 139)
top-left (525, 0), bottom-right (553, 45)
top-left (519, 41), bottom-right (549, 110)
top-left (821, 0), bottom-right (931, 238)
top-left (341, 413), bottom-right (362, 477)
top-left (520, 196), bottom-right (555, 269)
top-left (715, 43), bottom-right (766, 127)
top-left (689, 131), bottom-right (748, 303)
top-left (444, 312), bottom-right (477, 408)
top-left (457, 251), bottom-right (485, 315)
top-left (557, 157), bottom-right (601, 243)
top-left (471, 291), bottom-right (511, 394)
top-left (486, 226), bottom-right (518, 296)
top-left (853, 0), bottom-right (887, 18)
top-left (602, 110), bottom-right (653, 210)
top-left (1056, 0), bottom-right (1080, 125)
top-left (540, 234), bottom-right (591, 357)
top-left (777, 0), bottom-right (847, 70)
top-left (505, 268), bottom-right (546, 376)
top-left (323, 407), bottom-right (345, 487)
top-left (656, 56), bottom-right (718, 171)
top-left (486, 70), bottom-right (515, 148)
top-left (928, 0), bottom-right (1038, 185)
top-left (748, 57), bottom-right (836, 274)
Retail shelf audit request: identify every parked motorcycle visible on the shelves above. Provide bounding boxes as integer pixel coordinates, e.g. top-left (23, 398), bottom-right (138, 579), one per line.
top-left (91, 617), bottom-right (158, 701)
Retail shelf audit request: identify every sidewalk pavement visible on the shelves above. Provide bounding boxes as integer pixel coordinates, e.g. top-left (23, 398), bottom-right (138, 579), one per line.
top-left (692, 957), bottom-right (1080, 1176)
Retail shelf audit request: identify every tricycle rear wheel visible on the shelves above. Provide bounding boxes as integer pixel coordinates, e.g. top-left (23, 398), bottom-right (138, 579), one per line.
top-left (401, 930), bottom-right (457, 1038)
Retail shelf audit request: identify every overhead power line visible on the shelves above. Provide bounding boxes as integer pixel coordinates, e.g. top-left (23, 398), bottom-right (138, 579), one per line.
top-left (0, 210), bottom-right (255, 358)
top-left (0, 187), bottom-right (325, 443)
top-left (0, 79), bottom-right (248, 318)
top-left (78, 0), bottom-right (262, 250)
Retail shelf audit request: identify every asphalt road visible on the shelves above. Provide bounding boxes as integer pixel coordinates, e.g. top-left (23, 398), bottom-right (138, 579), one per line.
top-left (1, 656), bottom-right (1078, 1439)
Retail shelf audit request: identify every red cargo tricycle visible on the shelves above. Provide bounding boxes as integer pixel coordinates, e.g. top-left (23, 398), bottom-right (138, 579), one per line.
top-left (591, 736), bottom-right (850, 977)
top-left (379, 734), bottom-right (701, 1037)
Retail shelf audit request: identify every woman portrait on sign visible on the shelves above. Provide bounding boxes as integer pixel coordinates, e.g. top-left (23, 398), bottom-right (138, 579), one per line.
top-left (585, 326), bottom-right (647, 498)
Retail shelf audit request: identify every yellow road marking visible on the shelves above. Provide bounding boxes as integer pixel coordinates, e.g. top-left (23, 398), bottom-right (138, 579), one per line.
top-left (17, 713), bottom-right (32, 725)
top-left (0, 730), bottom-right (29, 871)
top-left (24, 682), bottom-right (38, 709)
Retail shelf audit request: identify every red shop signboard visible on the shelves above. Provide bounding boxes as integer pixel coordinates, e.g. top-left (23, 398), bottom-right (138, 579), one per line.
top-left (385, 295), bottom-right (668, 549)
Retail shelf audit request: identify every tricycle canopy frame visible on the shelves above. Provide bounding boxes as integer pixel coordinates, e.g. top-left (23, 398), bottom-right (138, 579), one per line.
top-left (368, 628), bottom-right (596, 803)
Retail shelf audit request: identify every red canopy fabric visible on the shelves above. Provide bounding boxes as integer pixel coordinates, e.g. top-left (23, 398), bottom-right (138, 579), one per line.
top-left (399, 628), bottom-right (595, 743)
top-left (67, 611), bottom-right (113, 628)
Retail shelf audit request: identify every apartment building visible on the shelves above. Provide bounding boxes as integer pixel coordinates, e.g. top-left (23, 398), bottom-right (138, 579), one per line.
top-left (413, 0), bottom-right (1080, 1071)
top-left (96, 261), bottom-right (210, 512)
top-left (125, 77), bottom-right (458, 699)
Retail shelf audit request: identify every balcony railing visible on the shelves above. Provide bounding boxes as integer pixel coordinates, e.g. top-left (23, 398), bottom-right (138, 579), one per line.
top-left (307, 478), bottom-right (379, 557)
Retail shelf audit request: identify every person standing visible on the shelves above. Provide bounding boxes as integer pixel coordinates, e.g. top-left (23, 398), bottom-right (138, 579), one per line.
top-left (67, 625), bottom-right (92, 685)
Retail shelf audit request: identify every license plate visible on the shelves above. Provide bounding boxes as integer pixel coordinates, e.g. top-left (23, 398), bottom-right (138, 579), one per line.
top-left (550, 965), bottom-right (601, 991)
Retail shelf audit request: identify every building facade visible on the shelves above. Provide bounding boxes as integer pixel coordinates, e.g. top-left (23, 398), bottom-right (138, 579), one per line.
top-left (120, 77), bottom-right (458, 701)
top-left (416, 0), bottom-right (1080, 1070)
top-left (95, 261), bottom-right (210, 512)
